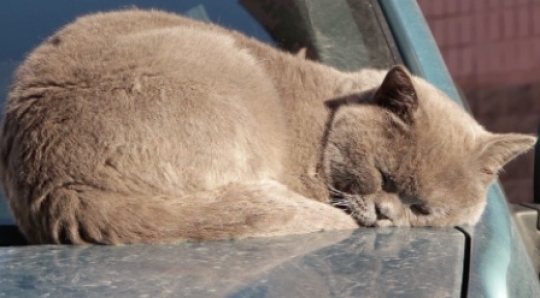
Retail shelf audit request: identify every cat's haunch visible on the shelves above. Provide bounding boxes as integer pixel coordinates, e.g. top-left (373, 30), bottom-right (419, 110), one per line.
top-left (0, 9), bottom-right (535, 244)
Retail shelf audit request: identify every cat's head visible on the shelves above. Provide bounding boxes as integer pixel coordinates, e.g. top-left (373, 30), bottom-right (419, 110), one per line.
top-left (323, 65), bottom-right (536, 227)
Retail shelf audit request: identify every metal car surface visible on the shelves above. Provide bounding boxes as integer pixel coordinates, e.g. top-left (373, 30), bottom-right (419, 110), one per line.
top-left (0, 1), bottom-right (538, 297)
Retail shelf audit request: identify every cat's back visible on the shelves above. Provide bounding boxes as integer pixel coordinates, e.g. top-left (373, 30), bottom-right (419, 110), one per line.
top-left (3, 9), bottom-right (287, 197)
top-left (11, 9), bottom-right (261, 97)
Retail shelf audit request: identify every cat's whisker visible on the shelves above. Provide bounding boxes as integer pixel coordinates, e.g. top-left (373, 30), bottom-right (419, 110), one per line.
top-left (330, 201), bottom-right (350, 207)
top-left (327, 184), bottom-right (349, 198)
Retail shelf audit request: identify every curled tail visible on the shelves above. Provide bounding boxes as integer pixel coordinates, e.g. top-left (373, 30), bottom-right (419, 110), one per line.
top-left (15, 180), bottom-right (357, 244)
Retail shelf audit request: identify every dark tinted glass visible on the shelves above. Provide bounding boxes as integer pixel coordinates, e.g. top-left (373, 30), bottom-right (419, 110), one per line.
top-left (0, 0), bottom-right (396, 226)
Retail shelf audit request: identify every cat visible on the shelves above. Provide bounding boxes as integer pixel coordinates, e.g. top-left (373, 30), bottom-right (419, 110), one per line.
top-left (0, 9), bottom-right (535, 244)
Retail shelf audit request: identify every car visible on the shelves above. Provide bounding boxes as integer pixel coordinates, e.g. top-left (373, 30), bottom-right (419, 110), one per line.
top-left (0, 0), bottom-right (539, 297)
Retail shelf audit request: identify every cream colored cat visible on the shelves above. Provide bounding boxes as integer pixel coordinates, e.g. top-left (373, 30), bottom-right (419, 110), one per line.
top-left (0, 9), bottom-right (535, 244)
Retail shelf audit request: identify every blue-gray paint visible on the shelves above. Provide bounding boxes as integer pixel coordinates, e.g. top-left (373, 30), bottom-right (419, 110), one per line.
top-left (0, 229), bottom-right (464, 298)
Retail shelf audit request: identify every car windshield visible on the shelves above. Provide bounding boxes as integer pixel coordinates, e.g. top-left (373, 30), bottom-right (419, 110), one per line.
top-left (0, 0), bottom-right (398, 225)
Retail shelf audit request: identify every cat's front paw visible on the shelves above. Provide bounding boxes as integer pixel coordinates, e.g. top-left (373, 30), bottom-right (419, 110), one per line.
top-left (373, 219), bottom-right (394, 227)
top-left (347, 195), bottom-right (396, 227)
top-left (330, 193), bottom-right (409, 227)
top-left (333, 195), bottom-right (378, 227)
top-left (370, 201), bottom-right (400, 227)
top-left (356, 199), bottom-right (404, 227)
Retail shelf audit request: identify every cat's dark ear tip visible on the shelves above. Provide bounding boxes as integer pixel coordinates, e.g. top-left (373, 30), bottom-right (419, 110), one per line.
top-left (390, 65), bottom-right (410, 74)
top-left (384, 65), bottom-right (414, 88)
top-left (374, 65), bottom-right (418, 124)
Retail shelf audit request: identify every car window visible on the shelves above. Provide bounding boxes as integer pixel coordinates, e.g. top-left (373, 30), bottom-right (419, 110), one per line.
top-left (0, 0), bottom-right (398, 225)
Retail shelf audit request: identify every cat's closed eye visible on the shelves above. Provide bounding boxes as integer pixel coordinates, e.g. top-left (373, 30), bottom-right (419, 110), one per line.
top-left (410, 204), bottom-right (430, 215)
top-left (379, 170), bottom-right (397, 193)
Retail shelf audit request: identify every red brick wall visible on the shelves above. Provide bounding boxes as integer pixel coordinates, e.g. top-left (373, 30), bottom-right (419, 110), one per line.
top-left (418, 0), bottom-right (540, 203)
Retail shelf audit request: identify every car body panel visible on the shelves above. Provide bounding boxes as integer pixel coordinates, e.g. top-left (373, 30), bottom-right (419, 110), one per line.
top-left (466, 186), bottom-right (540, 298)
top-left (0, 229), bottom-right (464, 298)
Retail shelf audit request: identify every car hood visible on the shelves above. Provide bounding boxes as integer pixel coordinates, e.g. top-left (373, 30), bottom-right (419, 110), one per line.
top-left (0, 228), bottom-right (464, 297)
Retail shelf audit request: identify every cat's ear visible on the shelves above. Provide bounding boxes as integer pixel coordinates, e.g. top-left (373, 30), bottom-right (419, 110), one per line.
top-left (478, 133), bottom-right (537, 176)
top-left (373, 65), bottom-right (418, 124)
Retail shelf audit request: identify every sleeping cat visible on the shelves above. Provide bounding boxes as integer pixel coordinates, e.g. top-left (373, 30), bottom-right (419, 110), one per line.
top-left (0, 9), bottom-right (535, 244)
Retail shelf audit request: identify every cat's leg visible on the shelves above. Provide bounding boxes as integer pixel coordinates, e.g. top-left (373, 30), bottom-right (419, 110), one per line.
top-left (370, 197), bottom-right (408, 227)
top-left (24, 179), bottom-right (357, 244)
top-left (348, 191), bottom-right (484, 227)
top-left (347, 192), bottom-right (422, 227)
top-left (171, 179), bottom-right (359, 241)
top-left (339, 191), bottom-right (414, 227)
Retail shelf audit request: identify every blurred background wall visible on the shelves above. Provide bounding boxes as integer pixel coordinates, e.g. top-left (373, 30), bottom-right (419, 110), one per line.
top-left (417, 0), bottom-right (540, 203)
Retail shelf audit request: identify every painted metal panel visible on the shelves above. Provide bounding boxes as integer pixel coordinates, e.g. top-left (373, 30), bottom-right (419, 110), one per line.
top-left (0, 229), bottom-right (463, 298)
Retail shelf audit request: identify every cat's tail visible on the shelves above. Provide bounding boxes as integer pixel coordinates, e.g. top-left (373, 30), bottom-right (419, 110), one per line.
top-left (17, 180), bottom-right (358, 244)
